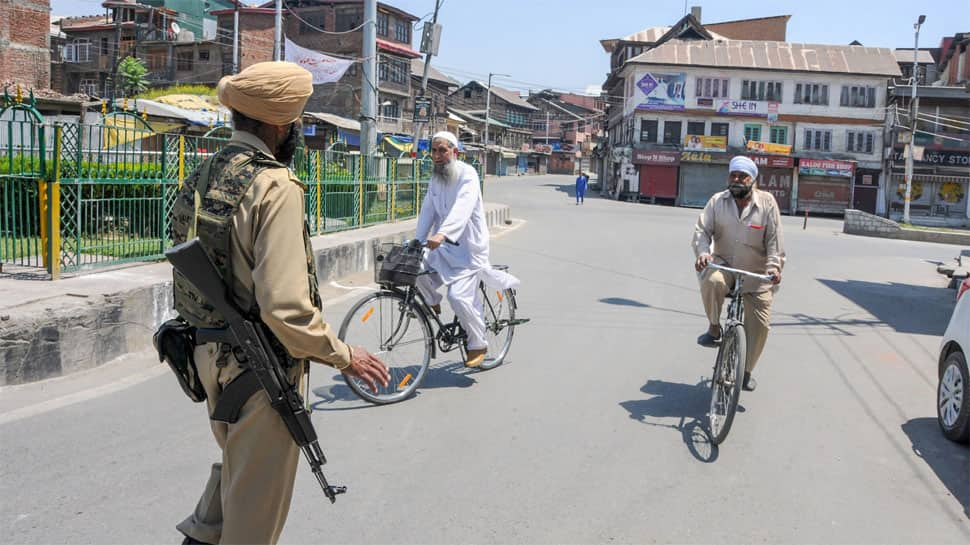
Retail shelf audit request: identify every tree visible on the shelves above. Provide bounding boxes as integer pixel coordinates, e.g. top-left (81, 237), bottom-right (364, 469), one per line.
top-left (118, 56), bottom-right (149, 97)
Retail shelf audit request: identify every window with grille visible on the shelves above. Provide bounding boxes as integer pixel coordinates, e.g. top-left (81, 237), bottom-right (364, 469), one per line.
top-left (711, 122), bottom-right (729, 139)
top-left (177, 51), bottom-right (193, 71)
top-left (640, 119), bottom-right (658, 143)
top-left (376, 13), bottom-right (388, 36)
top-left (794, 83), bottom-right (829, 105)
top-left (64, 40), bottom-right (91, 63)
top-left (394, 20), bottom-right (409, 43)
top-left (840, 85), bottom-right (876, 108)
top-left (741, 80), bottom-right (783, 102)
top-left (803, 129), bottom-right (833, 151)
top-left (769, 126), bottom-right (788, 144)
top-left (335, 7), bottom-right (363, 31)
top-left (695, 77), bottom-right (730, 98)
top-left (663, 121), bottom-right (681, 145)
top-left (744, 124), bottom-right (762, 143)
top-left (846, 131), bottom-right (874, 153)
top-left (687, 121), bottom-right (705, 135)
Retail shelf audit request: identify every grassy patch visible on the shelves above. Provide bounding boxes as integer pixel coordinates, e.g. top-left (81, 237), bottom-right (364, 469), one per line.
top-left (899, 223), bottom-right (970, 234)
top-left (1, 236), bottom-right (43, 260)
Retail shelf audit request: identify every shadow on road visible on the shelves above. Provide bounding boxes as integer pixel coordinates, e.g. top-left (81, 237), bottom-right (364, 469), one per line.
top-left (817, 278), bottom-right (955, 336)
top-left (309, 362), bottom-right (477, 410)
top-left (540, 183), bottom-right (605, 203)
top-left (598, 296), bottom-right (707, 318)
top-left (901, 417), bottom-right (970, 519)
top-left (619, 379), bottom-right (720, 463)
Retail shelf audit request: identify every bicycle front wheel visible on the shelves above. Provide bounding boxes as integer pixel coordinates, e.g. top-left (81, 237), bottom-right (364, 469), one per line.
top-left (708, 324), bottom-right (746, 444)
top-left (476, 287), bottom-right (516, 371)
top-left (338, 290), bottom-right (433, 404)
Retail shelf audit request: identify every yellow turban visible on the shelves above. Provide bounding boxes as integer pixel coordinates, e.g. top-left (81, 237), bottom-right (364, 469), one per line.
top-left (218, 61), bottom-right (313, 126)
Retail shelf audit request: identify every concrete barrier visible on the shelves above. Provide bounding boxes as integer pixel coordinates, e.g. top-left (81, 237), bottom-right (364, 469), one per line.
top-left (844, 209), bottom-right (970, 245)
top-left (0, 203), bottom-right (512, 386)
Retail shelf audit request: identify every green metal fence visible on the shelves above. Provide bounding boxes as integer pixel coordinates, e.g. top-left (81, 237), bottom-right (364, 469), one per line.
top-left (1, 113), bottom-right (459, 278)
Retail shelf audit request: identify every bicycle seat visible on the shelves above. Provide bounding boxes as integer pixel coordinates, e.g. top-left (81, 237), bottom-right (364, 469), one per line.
top-left (491, 264), bottom-right (509, 271)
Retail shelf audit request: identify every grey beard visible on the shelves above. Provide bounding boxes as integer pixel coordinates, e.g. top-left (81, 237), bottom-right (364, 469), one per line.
top-left (433, 160), bottom-right (460, 184)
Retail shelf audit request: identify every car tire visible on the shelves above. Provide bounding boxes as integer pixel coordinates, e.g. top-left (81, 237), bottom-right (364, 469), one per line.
top-left (937, 350), bottom-right (970, 444)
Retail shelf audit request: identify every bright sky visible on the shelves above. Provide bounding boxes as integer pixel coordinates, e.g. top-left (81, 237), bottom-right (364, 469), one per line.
top-left (51, 0), bottom-right (968, 96)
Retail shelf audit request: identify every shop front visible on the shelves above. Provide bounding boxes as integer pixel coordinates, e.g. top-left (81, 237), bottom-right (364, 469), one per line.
top-left (751, 155), bottom-right (795, 213)
top-left (678, 150), bottom-right (731, 208)
top-left (889, 148), bottom-right (970, 223)
top-left (796, 158), bottom-right (855, 215)
top-left (633, 149), bottom-right (679, 203)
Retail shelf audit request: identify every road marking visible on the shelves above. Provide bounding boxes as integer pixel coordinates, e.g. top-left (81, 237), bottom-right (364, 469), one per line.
top-left (0, 361), bottom-right (167, 426)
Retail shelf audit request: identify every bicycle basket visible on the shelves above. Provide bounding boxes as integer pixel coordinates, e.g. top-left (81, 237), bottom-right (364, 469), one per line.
top-left (376, 242), bottom-right (423, 286)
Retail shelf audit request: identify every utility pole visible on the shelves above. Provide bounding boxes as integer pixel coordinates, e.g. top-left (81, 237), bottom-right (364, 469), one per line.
top-left (232, 1), bottom-right (240, 73)
top-left (903, 14), bottom-right (926, 224)
top-left (360, 0), bottom-right (378, 158)
top-left (545, 111), bottom-right (550, 144)
top-left (410, 0), bottom-right (442, 157)
top-left (483, 72), bottom-right (510, 175)
top-left (274, 0), bottom-right (282, 61)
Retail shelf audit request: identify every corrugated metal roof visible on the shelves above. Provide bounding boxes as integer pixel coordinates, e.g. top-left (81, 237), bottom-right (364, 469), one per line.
top-left (488, 84), bottom-right (539, 111)
top-left (305, 111), bottom-right (361, 132)
top-left (411, 59), bottom-right (459, 87)
top-left (893, 49), bottom-right (936, 65)
top-left (629, 39), bottom-right (901, 76)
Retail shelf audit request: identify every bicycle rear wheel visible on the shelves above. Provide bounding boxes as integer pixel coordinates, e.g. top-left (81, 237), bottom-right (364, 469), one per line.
top-left (708, 324), bottom-right (746, 444)
top-left (476, 287), bottom-right (516, 371)
top-left (338, 290), bottom-right (432, 404)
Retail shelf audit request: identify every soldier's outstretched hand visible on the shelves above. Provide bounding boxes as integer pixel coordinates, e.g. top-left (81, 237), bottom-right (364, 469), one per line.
top-left (342, 346), bottom-right (390, 392)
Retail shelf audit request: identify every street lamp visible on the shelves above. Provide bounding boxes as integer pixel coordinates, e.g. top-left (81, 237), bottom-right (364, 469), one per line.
top-left (483, 72), bottom-right (510, 171)
top-left (903, 14), bottom-right (926, 224)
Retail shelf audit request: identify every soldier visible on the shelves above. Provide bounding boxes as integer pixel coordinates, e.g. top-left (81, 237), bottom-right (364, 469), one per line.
top-left (171, 62), bottom-right (389, 545)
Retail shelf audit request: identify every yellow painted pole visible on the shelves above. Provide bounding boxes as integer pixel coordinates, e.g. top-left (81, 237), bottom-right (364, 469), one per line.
top-left (38, 179), bottom-right (48, 267)
top-left (178, 135), bottom-right (185, 188)
top-left (49, 125), bottom-right (62, 280)
top-left (315, 150), bottom-right (322, 231)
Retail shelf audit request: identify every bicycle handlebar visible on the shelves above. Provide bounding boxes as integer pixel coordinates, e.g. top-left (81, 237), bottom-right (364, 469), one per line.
top-left (410, 237), bottom-right (459, 248)
top-left (706, 263), bottom-right (774, 282)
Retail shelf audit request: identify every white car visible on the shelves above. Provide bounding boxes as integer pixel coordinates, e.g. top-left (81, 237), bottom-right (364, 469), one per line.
top-left (938, 277), bottom-right (970, 443)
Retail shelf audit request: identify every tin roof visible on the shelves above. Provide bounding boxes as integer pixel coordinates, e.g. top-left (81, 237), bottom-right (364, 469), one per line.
top-left (411, 59), bottom-right (459, 87)
top-left (893, 49), bottom-right (937, 66)
top-left (629, 39), bottom-right (901, 77)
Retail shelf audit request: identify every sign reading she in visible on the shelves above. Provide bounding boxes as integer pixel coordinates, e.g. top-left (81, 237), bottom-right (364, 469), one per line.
top-left (746, 140), bottom-right (792, 155)
top-left (716, 100), bottom-right (777, 117)
top-left (684, 134), bottom-right (727, 152)
top-left (635, 72), bottom-right (686, 111)
top-left (750, 155), bottom-right (794, 168)
top-left (799, 158), bottom-right (855, 178)
top-left (633, 149), bottom-right (680, 165)
top-left (413, 97), bottom-right (432, 123)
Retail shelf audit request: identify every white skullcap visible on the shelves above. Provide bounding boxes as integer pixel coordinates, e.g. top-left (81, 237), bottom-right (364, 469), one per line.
top-left (431, 131), bottom-right (459, 148)
top-left (729, 156), bottom-right (759, 180)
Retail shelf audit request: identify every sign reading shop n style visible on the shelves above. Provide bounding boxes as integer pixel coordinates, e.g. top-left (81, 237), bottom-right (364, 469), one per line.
top-left (891, 148), bottom-right (970, 167)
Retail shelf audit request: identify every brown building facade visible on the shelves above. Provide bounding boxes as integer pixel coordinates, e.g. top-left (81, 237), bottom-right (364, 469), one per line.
top-left (1, 0), bottom-right (52, 91)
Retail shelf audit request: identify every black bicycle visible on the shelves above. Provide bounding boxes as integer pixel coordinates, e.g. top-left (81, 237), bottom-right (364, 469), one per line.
top-left (338, 240), bottom-right (528, 404)
top-left (705, 263), bottom-right (773, 444)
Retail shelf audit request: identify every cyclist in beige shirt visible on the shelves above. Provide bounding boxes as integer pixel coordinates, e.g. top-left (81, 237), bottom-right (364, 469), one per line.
top-left (692, 155), bottom-right (785, 391)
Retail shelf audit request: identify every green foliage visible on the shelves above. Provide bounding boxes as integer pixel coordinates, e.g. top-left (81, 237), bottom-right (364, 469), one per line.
top-left (118, 56), bottom-right (150, 97)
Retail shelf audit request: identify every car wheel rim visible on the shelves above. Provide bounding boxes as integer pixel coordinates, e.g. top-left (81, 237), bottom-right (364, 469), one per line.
top-left (939, 364), bottom-right (964, 428)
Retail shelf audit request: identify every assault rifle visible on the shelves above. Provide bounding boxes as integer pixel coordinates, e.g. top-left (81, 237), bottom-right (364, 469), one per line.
top-left (165, 238), bottom-right (346, 503)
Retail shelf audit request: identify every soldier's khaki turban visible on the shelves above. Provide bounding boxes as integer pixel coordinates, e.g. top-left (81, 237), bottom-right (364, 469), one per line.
top-left (218, 62), bottom-right (313, 126)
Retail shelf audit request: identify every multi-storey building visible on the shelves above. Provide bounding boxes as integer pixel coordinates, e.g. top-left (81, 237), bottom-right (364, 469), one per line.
top-left (450, 81), bottom-right (537, 174)
top-left (601, 11), bottom-right (900, 215)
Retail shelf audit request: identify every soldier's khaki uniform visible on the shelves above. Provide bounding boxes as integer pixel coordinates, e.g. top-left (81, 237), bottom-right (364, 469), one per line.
top-left (175, 131), bottom-right (351, 545)
top-left (692, 188), bottom-right (785, 373)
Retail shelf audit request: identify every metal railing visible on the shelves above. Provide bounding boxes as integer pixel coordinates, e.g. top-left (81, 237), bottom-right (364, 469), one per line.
top-left (1, 113), bottom-right (483, 278)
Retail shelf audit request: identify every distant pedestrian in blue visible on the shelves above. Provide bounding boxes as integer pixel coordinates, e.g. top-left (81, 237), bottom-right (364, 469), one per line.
top-left (575, 172), bottom-right (589, 205)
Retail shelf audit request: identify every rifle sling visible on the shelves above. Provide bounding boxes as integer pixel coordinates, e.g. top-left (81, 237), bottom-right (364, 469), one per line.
top-left (210, 369), bottom-right (262, 424)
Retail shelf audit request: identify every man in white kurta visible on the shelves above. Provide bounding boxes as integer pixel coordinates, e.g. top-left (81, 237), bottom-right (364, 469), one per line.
top-left (415, 131), bottom-right (498, 367)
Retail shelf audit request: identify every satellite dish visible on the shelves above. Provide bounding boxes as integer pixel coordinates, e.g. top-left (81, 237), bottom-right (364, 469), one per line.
top-left (171, 22), bottom-right (181, 34)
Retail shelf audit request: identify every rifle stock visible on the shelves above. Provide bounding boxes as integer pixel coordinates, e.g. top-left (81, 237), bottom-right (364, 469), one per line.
top-left (165, 238), bottom-right (347, 503)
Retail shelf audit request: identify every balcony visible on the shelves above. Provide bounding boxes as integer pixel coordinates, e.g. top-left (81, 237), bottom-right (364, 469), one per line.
top-left (377, 115), bottom-right (413, 135)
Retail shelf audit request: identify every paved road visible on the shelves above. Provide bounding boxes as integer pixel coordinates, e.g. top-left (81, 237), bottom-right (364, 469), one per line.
top-left (2, 174), bottom-right (968, 544)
